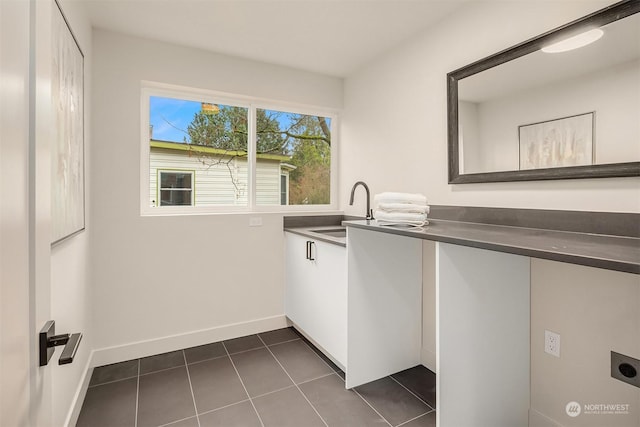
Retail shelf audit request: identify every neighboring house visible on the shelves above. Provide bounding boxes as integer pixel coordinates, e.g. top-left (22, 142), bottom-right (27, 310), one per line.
top-left (149, 140), bottom-right (294, 206)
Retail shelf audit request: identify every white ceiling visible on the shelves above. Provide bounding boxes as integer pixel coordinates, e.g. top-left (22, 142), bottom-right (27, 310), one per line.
top-left (78, 0), bottom-right (469, 77)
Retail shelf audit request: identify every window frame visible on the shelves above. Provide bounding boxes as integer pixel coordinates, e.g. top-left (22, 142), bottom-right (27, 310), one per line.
top-left (140, 82), bottom-right (339, 216)
top-left (157, 169), bottom-right (195, 207)
top-left (280, 173), bottom-right (288, 206)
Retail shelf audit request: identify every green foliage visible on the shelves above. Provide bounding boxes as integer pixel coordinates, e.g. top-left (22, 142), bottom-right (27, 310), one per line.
top-left (255, 109), bottom-right (287, 154)
top-left (185, 106), bottom-right (332, 204)
top-left (186, 106), bottom-right (290, 154)
top-left (288, 120), bottom-right (331, 204)
top-left (186, 105), bottom-right (249, 151)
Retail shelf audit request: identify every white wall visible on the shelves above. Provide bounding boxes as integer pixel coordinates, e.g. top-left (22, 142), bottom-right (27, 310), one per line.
top-left (530, 259), bottom-right (640, 427)
top-left (340, 0), bottom-right (639, 214)
top-left (50, 1), bottom-right (94, 426)
top-left (90, 30), bottom-right (342, 356)
top-left (341, 3), bottom-right (640, 426)
top-left (463, 59), bottom-right (640, 173)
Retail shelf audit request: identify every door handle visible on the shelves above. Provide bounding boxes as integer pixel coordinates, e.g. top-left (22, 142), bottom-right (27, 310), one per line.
top-left (39, 320), bottom-right (83, 366)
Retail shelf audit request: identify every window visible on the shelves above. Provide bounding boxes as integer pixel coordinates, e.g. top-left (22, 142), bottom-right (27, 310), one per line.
top-left (158, 171), bottom-right (193, 206)
top-left (280, 174), bottom-right (288, 205)
top-left (256, 108), bottom-right (331, 206)
top-left (142, 86), bottom-right (337, 214)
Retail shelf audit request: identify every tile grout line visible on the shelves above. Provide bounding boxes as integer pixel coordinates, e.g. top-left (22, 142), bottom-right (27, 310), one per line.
top-left (88, 374), bottom-right (139, 388)
top-left (395, 409), bottom-right (435, 427)
top-left (351, 387), bottom-right (393, 427)
top-left (294, 335), bottom-right (343, 376)
top-left (138, 363), bottom-right (189, 378)
top-left (294, 371), bottom-right (336, 387)
top-left (182, 350), bottom-right (201, 427)
top-left (220, 343), bottom-right (267, 357)
top-left (134, 359), bottom-right (140, 427)
top-left (389, 375), bottom-right (435, 411)
top-left (256, 335), bottom-right (329, 427)
top-left (263, 337), bottom-right (301, 347)
top-left (157, 415), bottom-right (199, 427)
top-left (184, 352), bottom-right (230, 366)
top-left (281, 331), bottom-right (394, 426)
top-left (251, 384), bottom-right (296, 400)
top-left (195, 370), bottom-right (337, 420)
top-left (297, 336), bottom-right (433, 426)
top-left (222, 341), bottom-right (266, 427)
top-left (195, 398), bottom-right (251, 418)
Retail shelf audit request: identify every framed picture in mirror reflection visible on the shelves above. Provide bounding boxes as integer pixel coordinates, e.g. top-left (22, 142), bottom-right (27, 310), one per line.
top-left (518, 112), bottom-right (594, 170)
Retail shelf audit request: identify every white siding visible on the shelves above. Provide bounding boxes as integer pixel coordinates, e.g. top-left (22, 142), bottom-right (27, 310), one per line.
top-left (256, 160), bottom-right (281, 205)
top-left (150, 148), bottom-right (282, 206)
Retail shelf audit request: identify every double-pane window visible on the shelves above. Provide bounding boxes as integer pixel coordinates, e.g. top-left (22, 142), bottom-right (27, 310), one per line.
top-left (144, 90), bottom-right (335, 213)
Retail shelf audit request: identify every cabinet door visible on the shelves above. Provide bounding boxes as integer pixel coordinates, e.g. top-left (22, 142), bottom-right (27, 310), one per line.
top-left (284, 233), bottom-right (347, 366)
top-left (284, 232), bottom-right (316, 330)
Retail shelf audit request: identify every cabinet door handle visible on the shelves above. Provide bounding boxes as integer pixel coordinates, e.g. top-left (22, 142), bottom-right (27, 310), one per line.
top-left (306, 241), bottom-right (310, 260)
top-left (309, 241), bottom-right (316, 261)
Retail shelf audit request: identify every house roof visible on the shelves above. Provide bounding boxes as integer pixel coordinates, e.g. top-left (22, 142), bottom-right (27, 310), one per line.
top-left (150, 139), bottom-right (291, 162)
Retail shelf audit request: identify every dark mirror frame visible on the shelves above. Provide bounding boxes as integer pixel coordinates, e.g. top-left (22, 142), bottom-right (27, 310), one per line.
top-left (447, 0), bottom-right (640, 184)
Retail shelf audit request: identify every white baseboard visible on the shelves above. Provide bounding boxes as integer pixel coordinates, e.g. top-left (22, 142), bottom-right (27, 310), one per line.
top-left (63, 350), bottom-right (94, 427)
top-left (91, 314), bottom-right (288, 368)
top-left (64, 315), bottom-right (288, 425)
top-left (529, 408), bottom-right (564, 427)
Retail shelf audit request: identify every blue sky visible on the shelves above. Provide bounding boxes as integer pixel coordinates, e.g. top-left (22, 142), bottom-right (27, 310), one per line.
top-left (149, 96), bottom-right (330, 143)
top-left (149, 96), bottom-right (201, 142)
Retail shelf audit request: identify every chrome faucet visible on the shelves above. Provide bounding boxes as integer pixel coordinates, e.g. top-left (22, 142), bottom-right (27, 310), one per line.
top-left (349, 181), bottom-right (374, 220)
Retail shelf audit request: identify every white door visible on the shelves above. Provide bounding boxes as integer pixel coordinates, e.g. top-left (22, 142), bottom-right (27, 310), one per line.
top-left (1, 0), bottom-right (54, 425)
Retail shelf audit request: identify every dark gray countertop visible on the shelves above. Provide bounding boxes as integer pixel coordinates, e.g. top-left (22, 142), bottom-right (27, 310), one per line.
top-left (343, 219), bottom-right (640, 275)
top-left (284, 225), bottom-right (346, 247)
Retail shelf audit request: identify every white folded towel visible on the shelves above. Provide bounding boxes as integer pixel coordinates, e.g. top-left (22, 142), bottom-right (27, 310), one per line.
top-left (374, 192), bottom-right (427, 206)
top-left (377, 219), bottom-right (427, 227)
top-left (374, 210), bottom-right (428, 226)
top-left (377, 202), bottom-right (430, 214)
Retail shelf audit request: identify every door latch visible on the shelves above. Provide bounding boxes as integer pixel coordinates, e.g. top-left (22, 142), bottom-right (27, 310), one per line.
top-left (39, 320), bottom-right (82, 366)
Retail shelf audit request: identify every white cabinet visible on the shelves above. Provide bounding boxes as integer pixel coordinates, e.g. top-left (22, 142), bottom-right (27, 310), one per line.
top-left (437, 242), bottom-right (530, 427)
top-left (284, 232), bottom-right (347, 367)
top-left (346, 227), bottom-right (423, 388)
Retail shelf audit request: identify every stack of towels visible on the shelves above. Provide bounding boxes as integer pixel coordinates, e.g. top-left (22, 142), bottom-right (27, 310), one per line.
top-left (373, 192), bottom-right (430, 227)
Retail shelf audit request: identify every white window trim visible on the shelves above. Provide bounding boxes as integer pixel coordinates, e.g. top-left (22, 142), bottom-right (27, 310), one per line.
top-left (140, 82), bottom-right (339, 216)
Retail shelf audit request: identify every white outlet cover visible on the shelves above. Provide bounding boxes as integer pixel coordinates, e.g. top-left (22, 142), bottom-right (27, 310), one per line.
top-left (249, 217), bottom-right (263, 227)
top-left (545, 330), bottom-right (561, 357)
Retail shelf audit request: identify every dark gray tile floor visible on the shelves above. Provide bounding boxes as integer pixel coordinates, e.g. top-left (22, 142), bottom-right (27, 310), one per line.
top-left (77, 327), bottom-right (436, 427)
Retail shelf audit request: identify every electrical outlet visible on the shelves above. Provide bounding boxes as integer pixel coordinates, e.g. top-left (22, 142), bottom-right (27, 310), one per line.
top-left (545, 330), bottom-right (561, 357)
top-left (249, 217), bottom-right (263, 227)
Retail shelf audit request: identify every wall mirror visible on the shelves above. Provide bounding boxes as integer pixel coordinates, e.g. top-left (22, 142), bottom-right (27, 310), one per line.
top-left (447, 1), bottom-right (640, 183)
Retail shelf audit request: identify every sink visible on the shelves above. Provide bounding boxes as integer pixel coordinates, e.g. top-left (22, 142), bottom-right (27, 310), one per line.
top-left (311, 228), bottom-right (347, 238)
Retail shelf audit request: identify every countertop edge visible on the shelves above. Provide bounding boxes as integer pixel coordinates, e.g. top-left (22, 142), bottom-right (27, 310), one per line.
top-left (343, 220), bottom-right (640, 275)
top-left (284, 227), bottom-right (347, 248)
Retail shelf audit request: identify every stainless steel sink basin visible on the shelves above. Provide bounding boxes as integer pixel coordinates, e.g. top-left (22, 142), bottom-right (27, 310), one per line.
top-left (311, 228), bottom-right (347, 238)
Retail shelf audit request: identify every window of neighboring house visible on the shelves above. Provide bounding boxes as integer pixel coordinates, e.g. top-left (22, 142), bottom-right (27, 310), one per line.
top-left (142, 87), bottom-right (337, 214)
top-left (280, 174), bottom-right (288, 205)
top-left (158, 170), bottom-right (194, 206)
